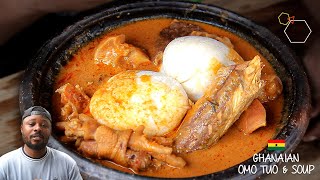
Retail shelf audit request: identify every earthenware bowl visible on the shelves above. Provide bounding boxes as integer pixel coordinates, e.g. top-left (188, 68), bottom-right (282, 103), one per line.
top-left (19, 0), bottom-right (310, 179)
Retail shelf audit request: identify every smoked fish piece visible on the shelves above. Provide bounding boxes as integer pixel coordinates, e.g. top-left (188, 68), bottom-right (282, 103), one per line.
top-left (174, 56), bottom-right (263, 153)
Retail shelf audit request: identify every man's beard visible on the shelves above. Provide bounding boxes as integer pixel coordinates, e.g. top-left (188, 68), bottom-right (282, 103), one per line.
top-left (22, 133), bottom-right (49, 150)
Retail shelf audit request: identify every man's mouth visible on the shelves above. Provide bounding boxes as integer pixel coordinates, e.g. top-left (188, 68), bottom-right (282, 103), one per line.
top-left (31, 134), bottom-right (44, 141)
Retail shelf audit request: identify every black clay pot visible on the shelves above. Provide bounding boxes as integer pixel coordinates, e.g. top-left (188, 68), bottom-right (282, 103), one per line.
top-left (19, 1), bottom-right (310, 179)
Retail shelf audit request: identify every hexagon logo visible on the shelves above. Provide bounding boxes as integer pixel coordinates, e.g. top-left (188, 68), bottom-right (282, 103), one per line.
top-left (278, 12), bottom-right (290, 26)
top-left (284, 20), bottom-right (312, 43)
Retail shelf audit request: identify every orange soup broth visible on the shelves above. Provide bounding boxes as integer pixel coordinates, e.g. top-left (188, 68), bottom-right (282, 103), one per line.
top-left (53, 18), bottom-right (283, 178)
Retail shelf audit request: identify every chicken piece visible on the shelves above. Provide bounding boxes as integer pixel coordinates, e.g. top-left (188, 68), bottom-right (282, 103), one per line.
top-left (80, 114), bottom-right (100, 140)
top-left (56, 121), bottom-right (82, 143)
top-left (78, 140), bottom-right (98, 158)
top-left (151, 136), bottom-right (173, 147)
top-left (55, 114), bottom-right (98, 140)
top-left (57, 113), bottom-right (186, 170)
top-left (57, 113), bottom-right (175, 157)
top-left (128, 126), bottom-right (172, 155)
top-left (126, 150), bottom-right (152, 172)
top-left (235, 99), bottom-right (267, 134)
top-left (258, 74), bottom-right (283, 103)
top-left (174, 56), bottom-right (263, 153)
top-left (56, 121), bottom-right (67, 131)
top-left (60, 103), bottom-right (78, 120)
top-left (78, 126), bottom-right (132, 167)
top-left (56, 83), bottom-right (90, 112)
top-left (56, 83), bottom-right (90, 119)
top-left (56, 120), bottom-right (82, 141)
top-left (59, 134), bottom-right (77, 143)
top-left (190, 31), bottom-right (234, 49)
top-left (149, 152), bottom-right (186, 168)
top-left (94, 34), bottom-right (152, 69)
top-left (62, 117), bottom-right (83, 138)
top-left (95, 126), bottom-right (133, 166)
top-left (77, 124), bottom-right (186, 171)
top-left (150, 158), bottom-right (164, 170)
top-left (79, 141), bottom-right (153, 172)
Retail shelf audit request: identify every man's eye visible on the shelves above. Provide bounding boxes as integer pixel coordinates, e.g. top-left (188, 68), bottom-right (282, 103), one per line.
top-left (41, 124), bottom-right (49, 128)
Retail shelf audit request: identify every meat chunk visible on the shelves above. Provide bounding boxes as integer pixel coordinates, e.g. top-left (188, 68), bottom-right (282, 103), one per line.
top-left (94, 126), bottom-right (132, 166)
top-left (126, 150), bottom-right (152, 172)
top-left (128, 126), bottom-right (172, 155)
top-left (80, 114), bottom-right (100, 140)
top-left (258, 74), bottom-right (283, 102)
top-left (149, 152), bottom-right (186, 168)
top-left (56, 83), bottom-right (90, 112)
top-left (78, 125), bottom-right (134, 168)
top-left (157, 20), bottom-right (204, 51)
top-left (174, 56), bottom-right (263, 153)
top-left (77, 124), bottom-right (186, 171)
top-left (151, 136), bottom-right (173, 147)
top-left (160, 20), bottom-right (204, 41)
top-left (56, 112), bottom-right (186, 171)
top-left (94, 34), bottom-right (152, 69)
top-left (55, 83), bottom-right (90, 120)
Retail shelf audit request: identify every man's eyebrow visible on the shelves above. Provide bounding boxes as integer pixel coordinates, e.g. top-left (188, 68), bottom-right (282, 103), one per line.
top-left (24, 119), bottom-right (36, 122)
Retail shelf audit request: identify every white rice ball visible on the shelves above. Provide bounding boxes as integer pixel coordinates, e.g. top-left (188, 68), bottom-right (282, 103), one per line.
top-left (160, 36), bottom-right (243, 102)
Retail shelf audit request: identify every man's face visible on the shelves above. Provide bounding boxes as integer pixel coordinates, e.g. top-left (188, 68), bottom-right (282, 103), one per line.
top-left (21, 115), bottom-right (51, 151)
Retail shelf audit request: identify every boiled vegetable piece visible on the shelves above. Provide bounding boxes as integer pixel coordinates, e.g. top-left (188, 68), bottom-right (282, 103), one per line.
top-left (235, 99), bottom-right (267, 134)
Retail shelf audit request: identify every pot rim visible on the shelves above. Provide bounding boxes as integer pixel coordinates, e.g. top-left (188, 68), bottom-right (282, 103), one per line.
top-left (19, 1), bottom-right (311, 179)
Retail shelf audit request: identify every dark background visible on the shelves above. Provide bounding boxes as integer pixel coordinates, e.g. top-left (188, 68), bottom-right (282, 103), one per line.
top-left (0, 12), bottom-right (89, 78)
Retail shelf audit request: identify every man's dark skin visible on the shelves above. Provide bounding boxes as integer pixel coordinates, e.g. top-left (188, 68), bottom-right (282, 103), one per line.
top-left (21, 114), bottom-right (51, 158)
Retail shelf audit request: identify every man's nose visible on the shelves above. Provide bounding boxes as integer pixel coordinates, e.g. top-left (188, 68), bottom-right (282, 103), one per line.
top-left (33, 124), bottom-right (42, 131)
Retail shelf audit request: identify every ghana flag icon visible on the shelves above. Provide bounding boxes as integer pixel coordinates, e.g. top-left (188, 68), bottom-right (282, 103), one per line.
top-left (268, 140), bottom-right (285, 151)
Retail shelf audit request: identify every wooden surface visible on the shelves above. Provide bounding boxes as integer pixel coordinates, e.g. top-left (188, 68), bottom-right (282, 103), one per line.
top-left (0, 71), bottom-right (23, 155)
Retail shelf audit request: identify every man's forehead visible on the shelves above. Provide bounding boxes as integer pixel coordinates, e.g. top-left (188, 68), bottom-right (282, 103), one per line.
top-left (23, 114), bottom-right (51, 123)
top-left (22, 106), bottom-right (52, 122)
